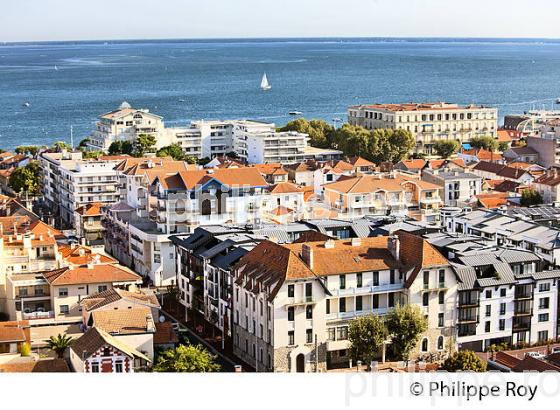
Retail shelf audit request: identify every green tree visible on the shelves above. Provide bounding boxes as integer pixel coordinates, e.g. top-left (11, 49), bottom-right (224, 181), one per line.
top-left (279, 118), bottom-right (335, 148)
top-left (78, 138), bottom-right (90, 148)
top-left (433, 140), bottom-right (460, 159)
top-left (157, 144), bottom-right (187, 161)
top-left (520, 189), bottom-right (543, 207)
top-left (498, 141), bottom-right (510, 152)
top-left (9, 161), bottom-right (41, 195)
top-left (470, 136), bottom-right (498, 152)
top-left (225, 151), bottom-right (239, 159)
top-left (153, 344), bottom-right (220, 372)
top-left (348, 315), bottom-right (388, 364)
top-left (108, 140), bottom-right (134, 156)
top-left (45, 334), bottom-right (73, 359)
top-left (15, 146), bottom-right (40, 156)
top-left (385, 304), bottom-right (428, 361)
top-left (52, 141), bottom-right (72, 152)
top-left (442, 350), bottom-right (487, 372)
top-left (134, 134), bottom-right (157, 157)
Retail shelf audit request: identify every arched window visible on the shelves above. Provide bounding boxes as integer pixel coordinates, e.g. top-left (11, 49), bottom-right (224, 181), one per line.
top-left (133, 113), bottom-right (143, 120)
top-left (421, 338), bottom-right (428, 352)
top-left (437, 336), bottom-right (444, 350)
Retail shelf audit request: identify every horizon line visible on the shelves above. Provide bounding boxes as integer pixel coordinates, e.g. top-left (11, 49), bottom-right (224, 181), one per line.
top-left (3, 35), bottom-right (560, 45)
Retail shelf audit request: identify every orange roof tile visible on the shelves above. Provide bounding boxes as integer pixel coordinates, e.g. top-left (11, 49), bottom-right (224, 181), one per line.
top-left (75, 202), bottom-right (103, 216)
top-left (92, 306), bottom-right (153, 335)
top-left (269, 182), bottom-right (303, 194)
top-left (58, 245), bottom-right (116, 266)
top-left (43, 264), bottom-right (141, 286)
top-left (324, 174), bottom-right (440, 194)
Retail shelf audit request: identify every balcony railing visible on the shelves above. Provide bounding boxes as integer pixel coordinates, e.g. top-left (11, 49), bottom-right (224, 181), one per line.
top-left (331, 283), bottom-right (403, 297)
top-left (23, 311), bottom-right (54, 320)
top-left (326, 307), bottom-right (390, 321)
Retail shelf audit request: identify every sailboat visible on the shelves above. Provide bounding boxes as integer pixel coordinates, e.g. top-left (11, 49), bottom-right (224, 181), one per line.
top-left (260, 72), bottom-right (271, 91)
top-left (54, 65), bottom-right (58, 71)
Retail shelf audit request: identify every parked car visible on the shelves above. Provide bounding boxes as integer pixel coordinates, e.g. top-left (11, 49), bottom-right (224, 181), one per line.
top-left (551, 346), bottom-right (560, 354)
top-left (526, 351), bottom-right (545, 359)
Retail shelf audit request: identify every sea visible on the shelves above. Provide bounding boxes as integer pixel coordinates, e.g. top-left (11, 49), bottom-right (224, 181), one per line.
top-left (1, 37), bottom-right (560, 151)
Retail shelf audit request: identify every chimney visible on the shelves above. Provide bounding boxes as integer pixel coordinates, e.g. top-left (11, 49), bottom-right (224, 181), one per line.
top-left (388, 235), bottom-right (400, 261)
top-left (70, 242), bottom-right (77, 249)
top-left (301, 244), bottom-right (314, 269)
top-left (351, 237), bottom-right (361, 247)
top-left (324, 239), bottom-right (335, 249)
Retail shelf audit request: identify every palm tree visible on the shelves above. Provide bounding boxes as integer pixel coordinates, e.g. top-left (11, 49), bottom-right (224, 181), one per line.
top-left (46, 334), bottom-right (73, 358)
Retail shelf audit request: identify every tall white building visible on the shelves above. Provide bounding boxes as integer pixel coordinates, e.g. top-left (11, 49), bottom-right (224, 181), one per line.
top-left (39, 151), bottom-right (123, 228)
top-left (348, 102), bottom-right (498, 154)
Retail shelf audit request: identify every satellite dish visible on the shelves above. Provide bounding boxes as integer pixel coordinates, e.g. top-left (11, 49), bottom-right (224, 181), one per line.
top-left (159, 315), bottom-right (166, 323)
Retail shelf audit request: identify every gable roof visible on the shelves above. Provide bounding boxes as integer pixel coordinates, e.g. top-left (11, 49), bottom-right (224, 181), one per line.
top-left (43, 265), bottom-right (141, 286)
top-left (81, 288), bottom-right (160, 312)
top-left (535, 171), bottom-right (560, 187)
top-left (513, 355), bottom-right (560, 372)
top-left (58, 245), bottom-right (116, 266)
top-left (157, 167), bottom-right (268, 191)
top-left (323, 174), bottom-right (440, 194)
top-left (75, 202), bottom-right (103, 216)
top-left (396, 159), bottom-right (426, 171)
top-left (91, 307), bottom-right (154, 335)
top-left (348, 156), bottom-right (375, 168)
top-left (71, 327), bottom-right (150, 362)
top-left (269, 182), bottom-right (303, 194)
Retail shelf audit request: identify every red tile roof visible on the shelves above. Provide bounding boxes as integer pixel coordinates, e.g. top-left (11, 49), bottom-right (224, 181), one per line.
top-left (43, 264), bottom-right (141, 286)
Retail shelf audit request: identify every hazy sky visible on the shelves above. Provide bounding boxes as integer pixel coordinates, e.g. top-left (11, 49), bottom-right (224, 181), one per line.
top-left (2, 0), bottom-right (560, 42)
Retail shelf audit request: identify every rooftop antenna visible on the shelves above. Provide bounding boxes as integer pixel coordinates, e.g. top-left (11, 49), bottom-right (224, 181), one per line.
top-left (70, 125), bottom-right (74, 149)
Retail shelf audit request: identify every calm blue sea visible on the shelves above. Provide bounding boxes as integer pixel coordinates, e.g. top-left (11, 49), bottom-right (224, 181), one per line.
top-left (1, 38), bottom-right (560, 151)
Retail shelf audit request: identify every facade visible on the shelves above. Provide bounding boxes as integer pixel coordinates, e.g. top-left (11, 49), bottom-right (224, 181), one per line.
top-left (87, 102), bottom-right (166, 151)
top-left (39, 151), bottom-right (122, 228)
top-left (533, 170), bottom-right (560, 204)
top-left (503, 146), bottom-right (539, 164)
top-left (527, 129), bottom-right (560, 169)
top-left (70, 327), bottom-right (150, 373)
top-left (322, 174), bottom-right (443, 223)
top-left (421, 169), bottom-right (482, 207)
top-left (74, 203), bottom-right (104, 246)
top-left (348, 102), bottom-right (498, 154)
top-left (232, 232), bottom-right (458, 372)
top-left (472, 161), bottom-right (534, 185)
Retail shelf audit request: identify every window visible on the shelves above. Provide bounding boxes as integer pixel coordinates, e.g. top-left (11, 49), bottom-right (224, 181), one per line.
top-left (372, 294), bottom-right (379, 309)
top-left (98, 285), bottom-right (107, 293)
top-left (539, 313), bottom-right (549, 322)
top-left (305, 283), bottom-right (312, 299)
top-left (339, 275), bottom-right (346, 289)
top-left (327, 328), bottom-right (336, 341)
top-left (500, 288), bottom-right (506, 297)
top-left (115, 360), bottom-right (123, 373)
top-left (288, 307), bottom-right (295, 321)
top-left (499, 319), bottom-right (505, 331)
top-left (485, 305), bottom-right (491, 317)
top-left (18, 288), bottom-right (28, 297)
top-left (485, 321), bottom-right (491, 333)
top-left (356, 296), bottom-right (363, 311)
top-left (306, 329), bottom-right (313, 344)
top-left (438, 291), bottom-right (445, 305)
top-left (91, 362), bottom-right (99, 373)
top-left (422, 293), bottom-right (429, 306)
top-left (423, 271), bottom-right (429, 288)
top-left (438, 313), bottom-right (444, 327)
top-left (500, 303), bottom-right (506, 315)
top-left (437, 336), bottom-right (444, 350)
top-left (373, 272), bottom-right (379, 286)
top-left (438, 270), bottom-right (445, 286)
top-left (306, 305), bottom-right (313, 319)
top-left (59, 288), bottom-right (68, 297)
top-left (390, 270), bottom-right (395, 284)
top-left (288, 331), bottom-right (295, 346)
top-left (356, 273), bottom-right (362, 288)
top-left (421, 338), bottom-right (428, 352)
top-left (538, 330), bottom-right (549, 342)
top-left (287, 284), bottom-right (294, 297)
top-left (60, 305), bottom-right (69, 314)
top-left (326, 299), bottom-right (330, 314)
top-left (337, 326), bottom-right (348, 340)
top-left (339, 298), bottom-right (346, 313)
top-left (388, 293), bottom-right (395, 308)
top-left (539, 297), bottom-right (550, 309)
top-left (539, 283), bottom-right (551, 292)
top-left (485, 290), bottom-right (492, 299)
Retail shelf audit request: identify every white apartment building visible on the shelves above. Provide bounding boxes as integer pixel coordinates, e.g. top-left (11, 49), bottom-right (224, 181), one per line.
top-left (40, 151), bottom-right (123, 228)
top-left (87, 102), bottom-right (171, 151)
top-left (232, 232), bottom-right (458, 372)
top-left (421, 169), bottom-right (482, 207)
top-left (348, 102), bottom-right (498, 154)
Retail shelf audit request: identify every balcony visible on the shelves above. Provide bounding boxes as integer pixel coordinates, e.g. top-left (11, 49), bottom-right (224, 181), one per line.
top-left (23, 311), bottom-right (54, 320)
top-left (326, 307), bottom-right (389, 321)
top-left (331, 283), bottom-right (403, 296)
top-left (514, 292), bottom-right (533, 300)
top-left (457, 315), bottom-right (479, 324)
top-left (285, 295), bottom-right (316, 306)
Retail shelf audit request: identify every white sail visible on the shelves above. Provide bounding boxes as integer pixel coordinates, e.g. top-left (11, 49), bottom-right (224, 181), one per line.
top-left (260, 73), bottom-right (271, 90)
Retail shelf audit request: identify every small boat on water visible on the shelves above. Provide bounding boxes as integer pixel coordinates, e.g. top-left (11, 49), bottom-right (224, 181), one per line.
top-left (22, 102), bottom-right (30, 108)
top-left (54, 65), bottom-right (58, 71)
top-left (260, 72), bottom-right (271, 91)
top-left (289, 111), bottom-right (303, 116)
top-left (556, 98), bottom-right (560, 105)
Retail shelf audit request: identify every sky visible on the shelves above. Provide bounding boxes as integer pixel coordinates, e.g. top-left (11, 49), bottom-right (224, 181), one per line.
top-left (1, 0), bottom-right (560, 42)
